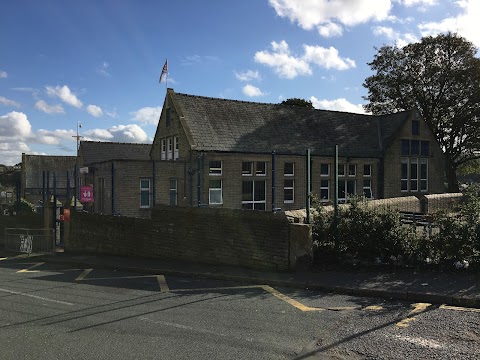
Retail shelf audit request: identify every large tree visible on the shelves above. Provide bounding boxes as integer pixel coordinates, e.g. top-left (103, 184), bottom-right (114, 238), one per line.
top-left (363, 33), bottom-right (480, 192)
top-left (280, 98), bottom-right (314, 108)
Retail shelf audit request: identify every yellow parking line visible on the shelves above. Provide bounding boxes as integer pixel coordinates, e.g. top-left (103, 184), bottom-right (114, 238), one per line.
top-left (261, 285), bottom-right (325, 312)
top-left (408, 303), bottom-right (432, 315)
top-left (75, 268), bottom-right (93, 281)
top-left (157, 275), bottom-right (170, 292)
top-left (364, 305), bottom-right (384, 311)
top-left (17, 262), bottom-right (45, 273)
top-left (169, 285), bottom-right (264, 292)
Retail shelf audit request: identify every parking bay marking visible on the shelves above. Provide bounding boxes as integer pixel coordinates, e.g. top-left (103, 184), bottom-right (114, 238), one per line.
top-left (0, 286), bottom-right (74, 306)
top-left (17, 262), bottom-right (45, 273)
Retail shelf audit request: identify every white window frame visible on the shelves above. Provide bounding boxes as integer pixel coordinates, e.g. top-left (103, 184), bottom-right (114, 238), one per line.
top-left (401, 158), bottom-right (409, 192)
top-left (169, 178), bottom-right (177, 205)
top-left (174, 136), bottom-right (179, 160)
top-left (255, 161), bottom-right (267, 176)
top-left (161, 139), bottom-right (166, 160)
top-left (410, 158), bottom-right (418, 191)
top-left (320, 163), bottom-right (330, 177)
top-left (348, 164), bottom-right (356, 177)
top-left (140, 179), bottom-right (151, 208)
top-left (338, 164), bottom-right (346, 177)
top-left (363, 164), bottom-right (372, 177)
top-left (241, 180), bottom-right (266, 210)
top-left (167, 138), bottom-right (173, 160)
top-left (320, 179), bottom-right (329, 202)
top-left (242, 161), bottom-right (253, 176)
top-left (420, 158), bottom-right (428, 192)
top-left (363, 179), bottom-right (373, 199)
top-left (283, 179), bottom-right (294, 204)
top-left (338, 179), bottom-right (356, 203)
top-left (209, 179), bottom-right (223, 205)
top-left (284, 162), bottom-right (294, 177)
top-left (209, 160), bottom-right (222, 176)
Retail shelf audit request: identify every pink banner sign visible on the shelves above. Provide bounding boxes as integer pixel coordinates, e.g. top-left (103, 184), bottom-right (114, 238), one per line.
top-left (80, 185), bottom-right (94, 203)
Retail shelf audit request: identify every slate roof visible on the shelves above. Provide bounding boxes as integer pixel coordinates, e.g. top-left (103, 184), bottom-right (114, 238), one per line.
top-left (23, 155), bottom-right (76, 188)
top-left (79, 141), bottom-right (152, 165)
top-left (171, 90), bottom-right (411, 158)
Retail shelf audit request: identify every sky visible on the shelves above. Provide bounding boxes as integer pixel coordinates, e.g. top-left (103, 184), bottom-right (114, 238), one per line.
top-left (1, 0), bottom-right (479, 165)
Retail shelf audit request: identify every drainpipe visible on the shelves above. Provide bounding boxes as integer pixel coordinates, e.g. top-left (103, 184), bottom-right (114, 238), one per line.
top-left (271, 151), bottom-right (276, 212)
top-left (152, 160), bottom-right (156, 207)
top-left (306, 149), bottom-right (311, 224)
top-left (111, 161), bottom-right (115, 215)
top-left (197, 154), bottom-right (203, 207)
top-left (334, 145), bottom-right (339, 254)
top-left (53, 172), bottom-right (57, 242)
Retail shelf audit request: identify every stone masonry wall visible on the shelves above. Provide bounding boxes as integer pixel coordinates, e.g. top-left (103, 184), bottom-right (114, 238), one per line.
top-left (67, 205), bottom-right (291, 270)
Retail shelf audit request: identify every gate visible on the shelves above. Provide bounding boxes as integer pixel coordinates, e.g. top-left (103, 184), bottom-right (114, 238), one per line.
top-left (4, 228), bottom-right (55, 255)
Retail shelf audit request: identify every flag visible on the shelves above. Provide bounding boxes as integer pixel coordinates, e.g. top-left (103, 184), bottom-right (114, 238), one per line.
top-left (159, 59), bottom-right (168, 83)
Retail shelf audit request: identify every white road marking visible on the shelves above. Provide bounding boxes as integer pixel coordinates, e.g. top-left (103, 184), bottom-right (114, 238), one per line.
top-left (0, 287), bottom-right (74, 306)
top-left (157, 275), bottom-right (169, 292)
top-left (440, 304), bottom-right (480, 313)
top-left (392, 334), bottom-right (444, 349)
top-left (75, 268), bottom-right (93, 281)
top-left (17, 262), bottom-right (45, 273)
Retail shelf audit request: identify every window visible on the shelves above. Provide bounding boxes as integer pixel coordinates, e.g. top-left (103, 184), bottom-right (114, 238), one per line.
top-left (348, 164), bottom-right (356, 176)
top-left (363, 164), bottom-right (371, 177)
top-left (284, 179), bottom-right (294, 203)
top-left (169, 178), bottom-right (177, 205)
top-left (320, 163), bottom-right (329, 176)
top-left (420, 159), bottom-right (428, 192)
top-left (242, 180), bottom-right (266, 210)
top-left (284, 162), bottom-right (294, 176)
top-left (363, 179), bottom-right (373, 199)
top-left (338, 164), bottom-right (346, 176)
top-left (161, 139), bottom-right (166, 160)
top-left (242, 161), bottom-right (253, 176)
top-left (209, 161), bottom-right (222, 175)
top-left (412, 120), bottom-right (419, 135)
top-left (174, 136), bottom-right (179, 160)
top-left (338, 179), bottom-right (356, 202)
top-left (401, 158), bottom-right (408, 191)
top-left (421, 141), bottom-right (429, 156)
top-left (166, 107), bottom-right (171, 127)
top-left (410, 158), bottom-right (418, 191)
top-left (209, 180), bottom-right (222, 205)
top-left (320, 180), bottom-right (329, 201)
top-left (256, 161), bottom-right (266, 176)
top-left (167, 138), bottom-right (173, 160)
top-left (401, 140), bottom-right (410, 156)
top-left (401, 158), bottom-right (428, 192)
top-left (140, 179), bottom-right (151, 208)
top-left (411, 140), bottom-right (419, 155)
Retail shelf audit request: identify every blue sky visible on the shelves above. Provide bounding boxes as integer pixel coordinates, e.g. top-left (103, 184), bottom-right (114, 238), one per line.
top-left (1, 0), bottom-right (479, 165)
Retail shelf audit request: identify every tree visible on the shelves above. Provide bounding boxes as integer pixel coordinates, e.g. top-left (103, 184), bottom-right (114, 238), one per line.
top-left (280, 98), bottom-right (314, 108)
top-left (363, 33), bottom-right (480, 192)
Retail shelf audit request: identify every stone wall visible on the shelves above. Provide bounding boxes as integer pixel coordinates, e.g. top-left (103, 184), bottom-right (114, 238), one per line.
top-left (67, 205), bottom-right (299, 270)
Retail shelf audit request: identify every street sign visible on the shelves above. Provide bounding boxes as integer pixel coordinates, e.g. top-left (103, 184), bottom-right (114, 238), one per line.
top-left (80, 185), bottom-right (93, 203)
top-left (79, 167), bottom-right (89, 174)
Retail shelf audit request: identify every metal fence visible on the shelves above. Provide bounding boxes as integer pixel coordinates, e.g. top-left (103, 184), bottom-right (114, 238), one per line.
top-left (4, 228), bottom-right (55, 255)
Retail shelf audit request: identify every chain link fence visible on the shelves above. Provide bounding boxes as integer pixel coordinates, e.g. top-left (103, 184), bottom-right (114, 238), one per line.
top-left (4, 228), bottom-right (55, 255)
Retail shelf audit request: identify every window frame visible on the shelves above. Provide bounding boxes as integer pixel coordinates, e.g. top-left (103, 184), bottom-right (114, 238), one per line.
top-left (174, 136), bottom-right (179, 160)
top-left (140, 178), bottom-right (151, 208)
top-left (348, 164), bottom-right (356, 177)
top-left (284, 162), bottom-right (294, 177)
top-left (241, 180), bottom-right (266, 210)
top-left (209, 160), bottom-right (222, 176)
top-left (283, 179), bottom-right (294, 204)
top-left (242, 161), bottom-right (253, 176)
top-left (169, 178), bottom-right (178, 206)
top-left (363, 179), bottom-right (373, 199)
top-left (255, 161), bottom-right (267, 176)
top-left (320, 163), bottom-right (330, 177)
top-left (320, 179), bottom-right (329, 202)
top-left (167, 137), bottom-right (173, 160)
top-left (161, 139), bottom-right (166, 160)
top-left (363, 164), bottom-right (371, 177)
top-left (209, 179), bottom-right (223, 205)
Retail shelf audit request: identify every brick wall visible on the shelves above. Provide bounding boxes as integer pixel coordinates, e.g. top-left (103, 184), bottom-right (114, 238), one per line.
top-left (67, 205), bottom-right (292, 270)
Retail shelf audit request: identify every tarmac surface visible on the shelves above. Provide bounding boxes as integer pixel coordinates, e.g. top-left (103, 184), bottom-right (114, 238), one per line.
top-left (18, 250), bottom-right (480, 309)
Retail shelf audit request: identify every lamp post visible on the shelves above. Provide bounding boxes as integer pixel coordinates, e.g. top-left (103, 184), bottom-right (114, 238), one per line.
top-left (72, 121), bottom-right (82, 210)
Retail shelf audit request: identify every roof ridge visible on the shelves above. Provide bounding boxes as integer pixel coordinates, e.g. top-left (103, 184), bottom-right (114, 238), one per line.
top-left (81, 140), bottom-right (151, 146)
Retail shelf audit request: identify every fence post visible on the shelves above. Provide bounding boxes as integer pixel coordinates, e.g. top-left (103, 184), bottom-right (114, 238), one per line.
top-left (333, 145), bottom-right (339, 254)
top-left (306, 149), bottom-right (311, 224)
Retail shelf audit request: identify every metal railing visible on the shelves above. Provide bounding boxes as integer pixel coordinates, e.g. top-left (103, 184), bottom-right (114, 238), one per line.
top-left (4, 228), bottom-right (55, 255)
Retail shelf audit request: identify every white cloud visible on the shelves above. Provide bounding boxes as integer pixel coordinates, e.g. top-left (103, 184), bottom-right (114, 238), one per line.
top-left (418, 0), bottom-right (480, 47)
top-left (130, 106), bottom-right (162, 125)
top-left (254, 41), bottom-right (312, 79)
top-left (0, 71), bottom-right (7, 78)
top-left (84, 124), bottom-right (148, 143)
top-left (310, 97), bottom-right (367, 114)
top-left (254, 40), bottom-right (355, 78)
top-left (242, 84), bottom-right (266, 97)
top-left (0, 142), bottom-right (31, 166)
top-left (318, 22), bottom-right (343, 37)
top-left (400, 0), bottom-right (437, 7)
top-left (46, 85), bottom-right (83, 108)
top-left (303, 45), bottom-right (356, 70)
top-left (268, 0), bottom-right (392, 37)
top-left (372, 26), bottom-right (419, 47)
top-left (0, 96), bottom-right (20, 107)
top-left (234, 70), bottom-right (261, 81)
top-left (34, 129), bottom-right (76, 145)
top-left (35, 100), bottom-right (65, 114)
top-left (86, 104), bottom-right (103, 117)
top-left (0, 111), bottom-right (32, 138)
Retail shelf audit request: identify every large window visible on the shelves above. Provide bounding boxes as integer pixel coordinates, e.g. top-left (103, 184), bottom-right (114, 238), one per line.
top-left (174, 136), bottom-right (179, 160)
top-left (338, 164), bottom-right (346, 176)
top-left (161, 139), bottom-right (166, 160)
top-left (284, 179), bottom-right (294, 203)
top-left (167, 138), bottom-right (173, 160)
top-left (140, 179), bottom-right (151, 208)
top-left (209, 179), bottom-right (222, 205)
top-left (363, 179), bottom-right (373, 199)
top-left (242, 180), bottom-right (266, 210)
top-left (169, 178), bottom-right (177, 205)
top-left (401, 158), bottom-right (428, 192)
top-left (348, 164), bottom-right (356, 177)
top-left (338, 179), bottom-right (356, 202)
top-left (320, 163), bottom-right (329, 176)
